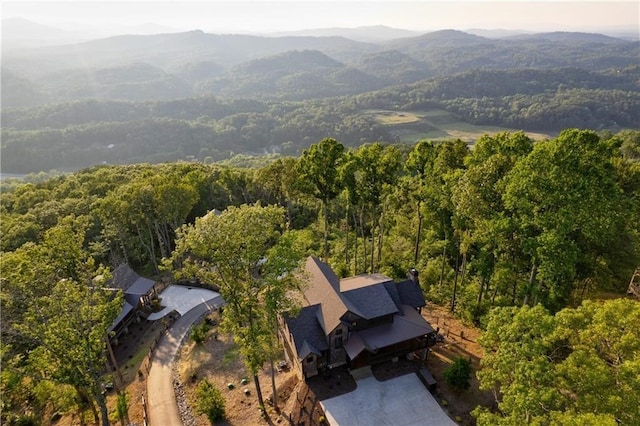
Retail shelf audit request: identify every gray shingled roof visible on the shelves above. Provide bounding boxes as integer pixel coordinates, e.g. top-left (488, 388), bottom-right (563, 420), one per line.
top-left (289, 257), bottom-right (432, 365)
top-left (283, 304), bottom-right (329, 359)
top-left (111, 264), bottom-right (155, 307)
top-left (300, 257), bottom-right (427, 336)
top-left (302, 257), bottom-right (349, 334)
top-left (343, 285), bottom-right (399, 320)
top-left (396, 279), bottom-right (426, 308)
top-left (383, 281), bottom-right (403, 312)
top-left (356, 305), bottom-right (435, 351)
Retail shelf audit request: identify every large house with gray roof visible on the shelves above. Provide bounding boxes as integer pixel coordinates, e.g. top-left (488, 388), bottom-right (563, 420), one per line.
top-left (279, 256), bottom-right (436, 379)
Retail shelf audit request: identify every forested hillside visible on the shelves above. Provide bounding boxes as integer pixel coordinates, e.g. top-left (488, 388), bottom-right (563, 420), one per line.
top-left (2, 29), bottom-right (639, 174)
top-left (2, 65), bottom-right (639, 174)
top-left (2, 130), bottom-right (639, 425)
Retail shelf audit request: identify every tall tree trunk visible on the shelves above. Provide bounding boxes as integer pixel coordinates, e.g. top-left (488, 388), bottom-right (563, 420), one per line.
top-left (323, 199), bottom-right (329, 261)
top-left (510, 254), bottom-right (518, 304)
top-left (270, 358), bottom-right (279, 413)
top-left (96, 392), bottom-right (109, 426)
top-left (377, 209), bottom-right (384, 270)
top-left (353, 210), bottom-right (359, 275)
top-left (450, 250), bottom-right (460, 312)
top-left (460, 252), bottom-right (467, 288)
top-left (439, 245), bottom-right (447, 286)
top-left (477, 276), bottom-right (487, 307)
top-left (153, 220), bottom-right (168, 259)
top-left (344, 205), bottom-right (350, 266)
top-left (142, 222), bottom-right (159, 273)
top-left (116, 225), bottom-right (129, 264)
top-left (491, 283), bottom-right (499, 305)
top-left (523, 262), bottom-right (537, 306)
top-left (360, 206), bottom-right (367, 274)
top-left (254, 374), bottom-right (265, 412)
top-left (90, 370), bottom-right (110, 426)
top-left (414, 201), bottom-right (422, 264)
top-left (370, 210), bottom-right (376, 273)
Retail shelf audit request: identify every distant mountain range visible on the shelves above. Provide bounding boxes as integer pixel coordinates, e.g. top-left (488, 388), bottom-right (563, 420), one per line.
top-left (1, 17), bottom-right (181, 49)
top-left (266, 25), bottom-right (422, 42)
top-left (2, 24), bottom-right (638, 107)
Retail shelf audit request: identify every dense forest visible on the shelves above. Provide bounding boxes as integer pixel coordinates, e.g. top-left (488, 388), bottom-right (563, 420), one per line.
top-left (2, 129), bottom-right (639, 424)
top-left (2, 30), bottom-right (639, 174)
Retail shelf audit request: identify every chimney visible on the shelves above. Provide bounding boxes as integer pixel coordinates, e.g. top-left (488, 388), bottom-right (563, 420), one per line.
top-left (408, 268), bottom-right (419, 287)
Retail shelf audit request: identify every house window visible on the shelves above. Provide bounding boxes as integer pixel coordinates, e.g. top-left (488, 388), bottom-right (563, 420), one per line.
top-left (335, 328), bottom-right (342, 336)
top-left (306, 357), bottom-right (314, 363)
top-left (335, 336), bottom-right (343, 348)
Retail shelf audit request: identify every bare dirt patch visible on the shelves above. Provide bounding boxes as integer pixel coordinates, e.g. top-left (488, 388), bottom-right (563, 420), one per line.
top-left (421, 302), bottom-right (495, 425)
top-left (175, 312), bottom-right (297, 425)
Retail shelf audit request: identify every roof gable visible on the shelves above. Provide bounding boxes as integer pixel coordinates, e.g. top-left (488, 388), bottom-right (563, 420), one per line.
top-left (340, 273), bottom-right (393, 291)
top-left (112, 264), bottom-right (155, 296)
top-left (342, 284), bottom-right (398, 319)
top-left (302, 257), bottom-right (349, 334)
top-left (396, 279), bottom-right (426, 308)
top-left (284, 304), bottom-right (329, 359)
top-left (300, 256), bottom-right (426, 332)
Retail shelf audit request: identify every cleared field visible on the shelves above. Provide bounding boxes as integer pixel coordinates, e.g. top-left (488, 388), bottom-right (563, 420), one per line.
top-left (369, 110), bottom-right (422, 125)
top-left (364, 109), bottom-right (552, 144)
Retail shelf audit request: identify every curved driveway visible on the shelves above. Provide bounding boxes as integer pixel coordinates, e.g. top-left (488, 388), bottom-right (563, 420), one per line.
top-left (146, 286), bottom-right (223, 426)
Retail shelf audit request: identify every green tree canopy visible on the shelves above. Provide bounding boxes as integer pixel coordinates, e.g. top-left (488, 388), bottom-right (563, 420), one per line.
top-left (503, 129), bottom-right (627, 309)
top-left (475, 298), bottom-right (640, 425)
top-left (296, 137), bottom-right (346, 259)
top-left (169, 203), bottom-right (298, 410)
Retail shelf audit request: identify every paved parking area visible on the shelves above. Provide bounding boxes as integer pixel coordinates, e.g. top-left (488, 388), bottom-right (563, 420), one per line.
top-left (320, 374), bottom-right (456, 426)
top-left (147, 285), bottom-right (220, 320)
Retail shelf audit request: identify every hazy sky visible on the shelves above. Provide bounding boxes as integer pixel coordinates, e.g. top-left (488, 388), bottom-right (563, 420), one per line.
top-left (3, 1), bottom-right (639, 34)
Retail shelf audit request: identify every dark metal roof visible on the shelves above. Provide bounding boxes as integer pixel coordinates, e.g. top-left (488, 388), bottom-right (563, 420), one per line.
top-left (292, 257), bottom-right (431, 362)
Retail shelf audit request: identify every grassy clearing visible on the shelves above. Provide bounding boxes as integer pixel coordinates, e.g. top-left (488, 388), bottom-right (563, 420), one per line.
top-left (369, 110), bottom-right (422, 125)
top-left (363, 108), bottom-right (552, 143)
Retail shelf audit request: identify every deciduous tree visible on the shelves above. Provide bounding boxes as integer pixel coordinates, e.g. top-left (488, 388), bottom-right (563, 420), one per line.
top-left (475, 299), bottom-right (640, 425)
top-left (169, 204), bottom-right (297, 411)
top-left (296, 138), bottom-right (345, 260)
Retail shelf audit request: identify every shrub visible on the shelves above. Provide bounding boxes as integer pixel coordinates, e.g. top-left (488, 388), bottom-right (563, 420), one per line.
top-left (443, 357), bottom-right (472, 390)
top-left (196, 380), bottom-right (225, 424)
top-left (116, 392), bottom-right (129, 424)
top-left (191, 322), bottom-right (210, 344)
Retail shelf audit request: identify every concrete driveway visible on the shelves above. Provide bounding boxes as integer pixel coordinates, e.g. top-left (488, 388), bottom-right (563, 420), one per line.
top-left (320, 374), bottom-right (456, 426)
top-left (148, 285), bottom-right (220, 320)
top-left (145, 284), bottom-right (223, 425)
top-left (147, 296), bottom-right (224, 426)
